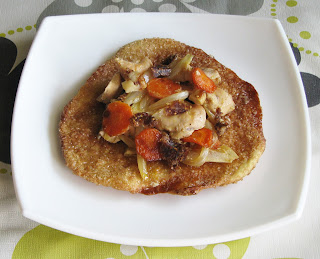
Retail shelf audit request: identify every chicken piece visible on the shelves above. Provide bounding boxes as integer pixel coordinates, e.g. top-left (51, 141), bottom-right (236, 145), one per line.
top-left (189, 89), bottom-right (206, 105)
top-left (164, 100), bottom-right (192, 116)
top-left (115, 57), bottom-right (153, 83)
top-left (169, 54), bottom-right (193, 82)
top-left (205, 88), bottom-right (235, 116)
top-left (153, 103), bottom-right (206, 139)
top-left (96, 73), bottom-right (122, 103)
top-left (202, 68), bottom-right (221, 85)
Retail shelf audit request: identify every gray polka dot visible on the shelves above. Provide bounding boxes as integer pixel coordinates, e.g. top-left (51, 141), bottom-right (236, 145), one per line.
top-left (102, 5), bottom-right (120, 13)
top-left (131, 0), bottom-right (144, 5)
top-left (74, 0), bottom-right (92, 7)
top-left (179, 0), bottom-right (264, 15)
top-left (159, 3), bottom-right (177, 12)
top-left (130, 7), bottom-right (146, 12)
top-left (112, 0), bottom-right (122, 2)
top-left (153, 0), bottom-right (163, 2)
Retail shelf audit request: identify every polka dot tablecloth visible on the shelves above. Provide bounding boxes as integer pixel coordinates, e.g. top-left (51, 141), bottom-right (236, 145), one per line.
top-left (1, 0), bottom-right (319, 258)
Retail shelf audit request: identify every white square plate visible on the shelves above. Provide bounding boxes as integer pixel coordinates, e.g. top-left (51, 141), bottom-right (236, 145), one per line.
top-left (11, 13), bottom-right (311, 247)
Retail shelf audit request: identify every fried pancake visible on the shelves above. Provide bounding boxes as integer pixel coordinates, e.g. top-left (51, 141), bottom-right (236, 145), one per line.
top-left (59, 38), bottom-right (265, 195)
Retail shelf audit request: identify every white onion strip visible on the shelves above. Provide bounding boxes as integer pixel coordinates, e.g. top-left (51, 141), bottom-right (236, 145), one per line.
top-left (124, 90), bottom-right (146, 105)
top-left (183, 147), bottom-right (209, 167)
top-left (137, 155), bottom-right (148, 180)
top-left (139, 94), bottom-right (154, 112)
top-left (147, 90), bottom-right (189, 112)
top-left (119, 135), bottom-right (135, 148)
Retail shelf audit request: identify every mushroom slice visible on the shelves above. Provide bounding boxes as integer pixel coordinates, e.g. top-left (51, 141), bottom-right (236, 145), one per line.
top-left (96, 73), bottom-right (122, 104)
top-left (189, 89), bottom-right (206, 105)
top-left (151, 65), bottom-right (172, 78)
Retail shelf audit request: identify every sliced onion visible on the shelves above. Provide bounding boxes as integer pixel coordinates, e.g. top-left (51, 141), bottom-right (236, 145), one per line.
top-left (139, 94), bottom-right (155, 112)
top-left (205, 145), bottom-right (239, 163)
top-left (119, 135), bottom-right (135, 148)
top-left (124, 90), bottom-right (146, 105)
top-left (131, 102), bottom-right (142, 114)
top-left (204, 105), bottom-right (216, 123)
top-left (183, 147), bottom-right (209, 167)
top-left (137, 154), bottom-right (148, 180)
top-left (183, 145), bottom-right (238, 167)
top-left (124, 147), bottom-right (136, 156)
top-left (147, 90), bottom-right (189, 112)
top-left (99, 131), bottom-right (120, 143)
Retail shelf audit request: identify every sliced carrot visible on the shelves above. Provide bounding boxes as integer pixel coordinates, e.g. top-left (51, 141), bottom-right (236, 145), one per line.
top-left (103, 101), bottom-right (133, 136)
top-left (192, 67), bottom-right (217, 93)
top-left (182, 128), bottom-right (220, 149)
top-left (147, 78), bottom-right (181, 99)
top-left (135, 128), bottom-right (162, 161)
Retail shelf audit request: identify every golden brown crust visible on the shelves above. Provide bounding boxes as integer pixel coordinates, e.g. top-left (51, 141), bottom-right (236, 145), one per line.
top-left (59, 38), bottom-right (266, 195)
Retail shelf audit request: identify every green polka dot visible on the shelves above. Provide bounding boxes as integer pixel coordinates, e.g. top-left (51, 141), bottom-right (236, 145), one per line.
top-left (25, 26), bottom-right (32, 30)
top-left (313, 53), bottom-right (319, 57)
top-left (271, 13), bottom-right (276, 16)
top-left (299, 47), bottom-right (304, 51)
top-left (273, 0), bottom-right (277, 2)
top-left (306, 50), bottom-right (311, 54)
top-left (17, 28), bottom-right (23, 32)
top-left (271, 4), bottom-right (276, 7)
top-left (34, 24), bottom-right (37, 28)
top-left (8, 30), bottom-right (14, 35)
top-left (0, 169), bottom-right (7, 174)
top-left (271, 8), bottom-right (276, 11)
top-left (0, 33), bottom-right (6, 37)
top-left (286, 0), bottom-right (297, 7)
top-left (300, 31), bottom-right (311, 39)
top-left (287, 16), bottom-right (298, 23)
top-left (293, 43), bottom-right (298, 47)
top-left (288, 38), bottom-right (293, 42)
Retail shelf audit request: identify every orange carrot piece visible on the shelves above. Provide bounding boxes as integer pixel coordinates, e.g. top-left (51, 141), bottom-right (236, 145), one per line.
top-left (182, 128), bottom-right (220, 149)
top-left (135, 128), bottom-right (162, 161)
top-left (147, 78), bottom-right (181, 99)
top-left (192, 67), bottom-right (217, 93)
top-left (103, 101), bottom-right (133, 136)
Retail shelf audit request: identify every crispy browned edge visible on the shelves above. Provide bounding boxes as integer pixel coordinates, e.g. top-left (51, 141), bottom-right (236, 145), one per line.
top-left (59, 38), bottom-right (266, 195)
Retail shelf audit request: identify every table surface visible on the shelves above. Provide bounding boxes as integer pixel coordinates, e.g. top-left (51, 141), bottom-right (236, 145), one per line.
top-left (1, 1), bottom-right (319, 258)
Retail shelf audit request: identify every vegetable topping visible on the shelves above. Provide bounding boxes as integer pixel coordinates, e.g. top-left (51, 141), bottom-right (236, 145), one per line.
top-left (98, 54), bottom-right (239, 179)
top-left (147, 78), bottom-right (181, 99)
top-left (182, 128), bottom-right (216, 148)
top-left (103, 101), bottom-right (133, 136)
top-left (135, 128), bottom-right (162, 161)
top-left (192, 67), bottom-right (217, 93)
